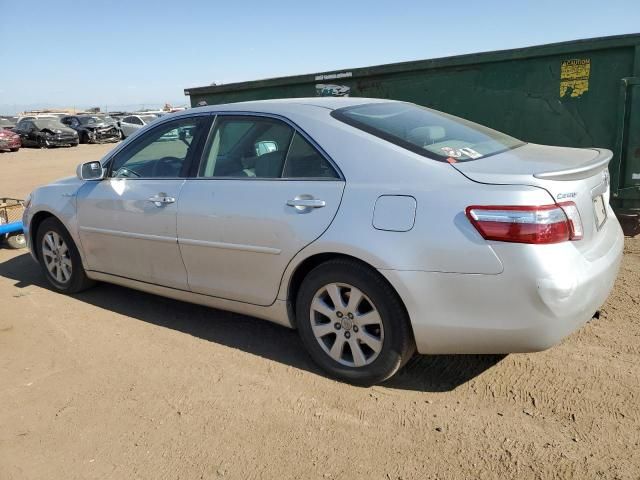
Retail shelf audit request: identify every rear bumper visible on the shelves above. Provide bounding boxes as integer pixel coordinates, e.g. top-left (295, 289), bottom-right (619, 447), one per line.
top-left (0, 221), bottom-right (23, 235)
top-left (380, 216), bottom-right (624, 354)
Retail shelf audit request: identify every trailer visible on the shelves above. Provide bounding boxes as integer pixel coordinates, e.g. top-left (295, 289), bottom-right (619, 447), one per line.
top-left (185, 34), bottom-right (640, 233)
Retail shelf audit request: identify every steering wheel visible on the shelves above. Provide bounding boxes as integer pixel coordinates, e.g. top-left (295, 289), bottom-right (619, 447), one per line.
top-left (152, 156), bottom-right (182, 177)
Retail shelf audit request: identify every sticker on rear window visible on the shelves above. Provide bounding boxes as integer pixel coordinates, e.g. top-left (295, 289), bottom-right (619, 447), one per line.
top-left (441, 146), bottom-right (483, 159)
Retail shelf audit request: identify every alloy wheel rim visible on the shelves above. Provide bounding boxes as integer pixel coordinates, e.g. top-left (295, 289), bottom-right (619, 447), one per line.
top-left (310, 282), bottom-right (384, 367)
top-left (42, 231), bottom-right (72, 284)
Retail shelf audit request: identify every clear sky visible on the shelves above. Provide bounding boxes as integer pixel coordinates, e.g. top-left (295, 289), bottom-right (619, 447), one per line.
top-left (0, 0), bottom-right (638, 114)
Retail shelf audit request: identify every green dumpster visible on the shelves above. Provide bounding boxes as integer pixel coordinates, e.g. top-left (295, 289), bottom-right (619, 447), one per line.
top-left (184, 34), bottom-right (640, 230)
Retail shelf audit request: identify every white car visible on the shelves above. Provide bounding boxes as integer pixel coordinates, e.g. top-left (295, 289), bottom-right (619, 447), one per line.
top-left (23, 98), bottom-right (623, 384)
top-left (119, 114), bottom-right (159, 138)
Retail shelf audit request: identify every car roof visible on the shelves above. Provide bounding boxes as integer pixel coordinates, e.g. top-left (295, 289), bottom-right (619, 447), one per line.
top-left (187, 97), bottom-right (393, 115)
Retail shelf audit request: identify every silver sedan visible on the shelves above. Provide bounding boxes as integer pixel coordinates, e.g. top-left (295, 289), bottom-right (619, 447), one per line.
top-left (23, 98), bottom-right (623, 384)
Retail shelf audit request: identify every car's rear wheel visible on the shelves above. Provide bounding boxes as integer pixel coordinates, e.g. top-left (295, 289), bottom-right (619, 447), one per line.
top-left (296, 259), bottom-right (415, 385)
top-left (36, 217), bottom-right (95, 293)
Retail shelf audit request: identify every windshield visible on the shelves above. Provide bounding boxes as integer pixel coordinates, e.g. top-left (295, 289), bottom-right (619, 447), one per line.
top-left (140, 115), bottom-right (157, 124)
top-left (80, 116), bottom-right (108, 125)
top-left (34, 119), bottom-right (64, 129)
top-left (331, 102), bottom-right (524, 162)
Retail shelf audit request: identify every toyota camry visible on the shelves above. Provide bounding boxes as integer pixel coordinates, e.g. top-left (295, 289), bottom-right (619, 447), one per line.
top-left (23, 98), bottom-right (624, 384)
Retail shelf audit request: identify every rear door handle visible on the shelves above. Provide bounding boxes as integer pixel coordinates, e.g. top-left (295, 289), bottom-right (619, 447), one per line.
top-left (148, 194), bottom-right (176, 207)
top-left (287, 197), bottom-right (326, 211)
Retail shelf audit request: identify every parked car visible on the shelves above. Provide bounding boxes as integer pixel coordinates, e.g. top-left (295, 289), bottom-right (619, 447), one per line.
top-left (60, 115), bottom-right (121, 143)
top-left (22, 98), bottom-right (623, 385)
top-left (106, 112), bottom-right (128, 122)
top-left (13, 118), bottom-right (78, 148)
top-left (0, 128), bottom-right (21, 152)
top-left (15, 114), bottom-right (61, 126)
top-left (119, 114), bottom-right (159, 138)
top-left (0, 117), bottom-right (17, 129)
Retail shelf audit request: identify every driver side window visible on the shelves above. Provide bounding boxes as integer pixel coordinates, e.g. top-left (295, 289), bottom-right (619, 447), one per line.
top-left (110, 117), bottom-right (203, 179)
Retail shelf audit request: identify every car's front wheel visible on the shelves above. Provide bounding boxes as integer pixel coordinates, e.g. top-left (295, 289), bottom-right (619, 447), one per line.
top-left (296, 259), bottom-right (415, 385)
top-left (36, 217), bottom-right (95, 293)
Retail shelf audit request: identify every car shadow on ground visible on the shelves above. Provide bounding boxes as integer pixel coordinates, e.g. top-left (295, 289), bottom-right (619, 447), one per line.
top-left (0, 252), bottom-right (505, 392)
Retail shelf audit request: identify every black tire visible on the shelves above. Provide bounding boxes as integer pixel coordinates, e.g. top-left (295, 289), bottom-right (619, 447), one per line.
top-left (37, 136), bottom-right (47, 149)
top-left (71, 142), bottom-right (78, 147)
top-left (6, 232), bottom-right (26, 249)
top-left (36, 217), bottom-right (95, 293)
top-left (296, 259), bottom-right (415, 385)
top-left (81, 132), bottom-right (90, 144)
top-left (10, 148), bottom-right (19, 152)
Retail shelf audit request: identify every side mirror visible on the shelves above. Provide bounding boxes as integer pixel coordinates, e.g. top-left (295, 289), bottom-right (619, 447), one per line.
top-left (77, 161), bottom-right (105, 181)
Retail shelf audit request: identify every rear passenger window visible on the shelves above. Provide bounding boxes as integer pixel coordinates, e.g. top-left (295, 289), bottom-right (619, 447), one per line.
top-left (283, 132), bottom-right (339, 179)
top-left (199, 116), bottom-right (294, 178)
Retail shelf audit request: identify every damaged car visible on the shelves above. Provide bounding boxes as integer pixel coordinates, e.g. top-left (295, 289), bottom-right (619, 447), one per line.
top-left (0, 117), bottom-right (18, 130)
top-left (0, 128), bottom-right (21, 152)
top-left (13, 118), bottom-right (78, 148)
top-left (60, 115), bottom-right (122, 144)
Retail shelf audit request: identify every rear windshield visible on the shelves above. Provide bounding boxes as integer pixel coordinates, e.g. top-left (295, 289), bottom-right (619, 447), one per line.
top-left (140, 115), bottom-right (157, 124)
top-left (80, 116), bottom-right (103, 125)
top-left (331, 102), bottom-right (525, 162)
top-left (34, 119), bottom-right (64, 129)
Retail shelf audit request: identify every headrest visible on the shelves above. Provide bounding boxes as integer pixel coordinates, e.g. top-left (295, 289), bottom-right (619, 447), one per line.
top-left (406, 126), bottom-right (446, 146)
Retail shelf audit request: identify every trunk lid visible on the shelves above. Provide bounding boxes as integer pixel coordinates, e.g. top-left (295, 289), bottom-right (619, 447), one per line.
top-left (453, 143), bottom-right (612, 248)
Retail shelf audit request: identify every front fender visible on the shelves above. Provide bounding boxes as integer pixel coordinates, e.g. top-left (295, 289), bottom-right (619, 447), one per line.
top-left (25, 180), bottom-right (87, 268)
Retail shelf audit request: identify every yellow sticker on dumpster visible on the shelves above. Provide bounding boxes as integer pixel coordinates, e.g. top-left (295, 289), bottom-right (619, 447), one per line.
top-left (560, 59), bottom-right (590, 98)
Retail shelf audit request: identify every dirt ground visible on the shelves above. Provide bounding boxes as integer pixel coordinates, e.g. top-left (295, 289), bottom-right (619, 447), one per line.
top-left (0, 144), bottom-right (639, 480)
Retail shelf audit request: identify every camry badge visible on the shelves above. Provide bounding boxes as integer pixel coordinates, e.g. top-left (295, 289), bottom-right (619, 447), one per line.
top-left (557, 192), bottom-right (577, 200)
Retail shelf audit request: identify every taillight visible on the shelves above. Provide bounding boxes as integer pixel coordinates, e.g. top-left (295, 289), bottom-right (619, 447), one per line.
top-left (557, 201), bottom-right (583, 240)
top-left (465, 202), bottom-right (583, 244)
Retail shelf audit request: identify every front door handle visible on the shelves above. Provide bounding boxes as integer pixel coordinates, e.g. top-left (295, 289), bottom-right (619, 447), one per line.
top-left (148, 194), bottom-right (176, 207)
top-left (287, 196), bottom-right (326, 212)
